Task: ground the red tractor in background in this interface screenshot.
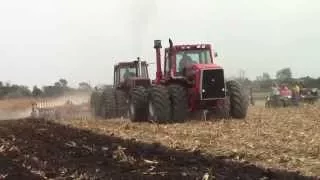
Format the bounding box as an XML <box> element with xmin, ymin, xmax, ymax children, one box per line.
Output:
<box><xmin>128</xmin><ymin>39</ymin><xmax>248</xmax><ymax>122</ymax></box>
<box><xmin>90</xmin><ymin>58</ymin><xmax>151</xmax><ymax>120</ymax></box>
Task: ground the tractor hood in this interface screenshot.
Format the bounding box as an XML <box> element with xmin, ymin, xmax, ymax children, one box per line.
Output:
<box><xmin>184</xmin><ymin>63</ymin><xmax>224</xmax><ymax>81</ymax></box>
<box><xmin>191</xmin><ymin>63</ymin><xmax>223</xmax><ymax>70</ymax></box>
<box><xmin>184</xmin><ymin>63</ymin><xmax>223</xmax><ymax>78</ymax></box>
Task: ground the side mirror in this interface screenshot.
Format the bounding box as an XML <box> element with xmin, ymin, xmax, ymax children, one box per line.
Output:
<box><xmin>169</xmin><ymin>38</ymin><xmax>173</xmax><ymax>48</ymax></box>
<box><xmin>214</xmin><ymin>52</ymin><xmax>218</xmax><ymax>58</ymax></box>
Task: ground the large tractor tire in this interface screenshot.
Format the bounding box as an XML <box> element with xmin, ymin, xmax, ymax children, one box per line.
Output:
<box><xmin>128</xmin><ymin>86</ymin><xmax>148</xmax><ymax>122</ymax></box>
<box><xmin>90</xmin><ymin>91</ymin><xmax>102</xmax><ymax>117</ymax></box>
<box><xmin>100</xmin><ymin>88</ymin><xmax>117</xmax><ymax>119</ymax></box>
<box><xmin>115</xmin><ymin>90</ymin><xmax>128</xmax><ymax>118</ymax></box>
<box><xmin>226</xmin><ymin>80</ymin><xmax>248</xmax><ymax>119</ymax></box>
<box><xmin>147</xmin><ymin>85</ymin><xmax>171</xmax><ymax>123</ymax></box>
<box><xmin>168</xmin><ymin>84</ymin><xmax>188</xmax><ymax>122</ymax></box>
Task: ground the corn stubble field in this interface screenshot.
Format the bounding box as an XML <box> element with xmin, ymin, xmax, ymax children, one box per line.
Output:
<box><xmin>0</xmin><ymin>98</ymin><xmax>319</xmax><ymax>179</ymax></box>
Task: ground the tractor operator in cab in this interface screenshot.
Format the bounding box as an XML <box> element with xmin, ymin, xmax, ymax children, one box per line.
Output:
<box><xmin>178</xmin><ymin>54</ymin><xmax>195</xmax><ymax>73</ymax></box>
<box><xmin>123</xmin><ymin>68</ymin><xmax>135</xmax><ymax>81</ymax></box>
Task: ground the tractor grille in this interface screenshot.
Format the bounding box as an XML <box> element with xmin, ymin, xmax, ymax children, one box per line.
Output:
<box><xmin>201</xmin><ymin>69</ymin><xmax>226</xmax><ymax>100</ymax></box>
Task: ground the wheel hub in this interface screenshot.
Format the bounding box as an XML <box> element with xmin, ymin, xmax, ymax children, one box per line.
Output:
<box><xmin>148</xmin><ymin>101</ymin><xmax>156</xmax><ymax>121</ymax></box>
<box><xmin>129</xmin><ymin>102</ymin><xmax>135</xmax><ymax>117</ymax></box>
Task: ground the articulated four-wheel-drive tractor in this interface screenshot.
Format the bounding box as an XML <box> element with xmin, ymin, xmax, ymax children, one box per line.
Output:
<box><xmin>91</xmin><ymin>39</ymin><xmax>248</xmax><ymax>123</ymax></box>
<box><xmin>90</xmin><ymin>58</ymin><xmax>151</xmax><ymax>120</ymax></box>
<box><xmin>142</xmin><ymin>39</ymin><xmax>248</xmax><ymax>122</ymax></box>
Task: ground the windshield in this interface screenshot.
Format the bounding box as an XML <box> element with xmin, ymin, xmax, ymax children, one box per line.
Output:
<box><xmin>119</xmin><ymin>67</ymin><xmax>136</xmax><ymax>82</ymax></box>
<box><xmin>119</xmin><ymin>65</ymin><xmax>148</xmax><ymax>82</ymax></box>
<box><xmin>176</xmin><ymin>49</ymin><xmax>212</xmax><ymax>73</ymax></box>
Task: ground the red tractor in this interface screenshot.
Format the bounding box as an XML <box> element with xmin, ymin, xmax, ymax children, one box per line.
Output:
<box><xmin>128</xmin><ymin>39</ymin><xmax>248</xmax><ymax>122</ymax></box>
<box><xmin>90</xmin><ymin>58</ymin><xmax>151</xmax><ymax>120</ymax></box>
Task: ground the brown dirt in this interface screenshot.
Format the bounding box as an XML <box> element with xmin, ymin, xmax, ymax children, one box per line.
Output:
<box><xmin>0</xmin><ymin>105</ymin><xmax>319</xmax><ymax>179</ymax></box>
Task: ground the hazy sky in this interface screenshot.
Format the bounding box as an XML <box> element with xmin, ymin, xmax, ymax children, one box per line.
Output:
<box><xmin>0</xmin><ymin>0</ymin><xmax>319</xmax><ymax>87</ymax></box>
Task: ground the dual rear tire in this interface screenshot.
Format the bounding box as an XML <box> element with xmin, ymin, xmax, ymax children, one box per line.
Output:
<box><xmin>90</xmin><ymin>88</ymin><xmax>127</xmax><ymax>119</ymax></box>
<box><xmin>168</xmin><ymin>84</ymin><xmax>188</xmax><ymax>122</ymax></box>
<box><xmin>128</xmin><ymin>86</ymin><xmax>148</xmax><ymax>122</ymax></box>
<box><xmin>128</xmin><ymin>85</ymin><xmax>171</xmax><ymax>123</ymax></box>
<box><xmin>128</xmin><ymin>84</ymin><xmax>189</xmax><ymax>123</ymax></box>
<box><xmin>90</xmin><ymin>85</ymin><xmax>172</xmax><ymax>122</ymax></box>
<box><xmin>100</xmin><ymin>88</ymin><xmax>117</xmax><ymax>119</ymax></box>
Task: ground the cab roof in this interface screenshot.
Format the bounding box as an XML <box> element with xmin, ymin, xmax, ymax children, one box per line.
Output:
<box><xmin>114</xmin><ymin>60</ymin><xmax>148</xmax><ymax>68</ymax></box>
<box><xmin>165</xmin><ymin>44</ymin><xmax>212</xmax><ymax>51</ymax></box>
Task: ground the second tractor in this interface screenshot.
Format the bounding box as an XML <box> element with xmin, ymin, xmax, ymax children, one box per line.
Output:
<box><xmin>90</xmin><ymin>58</ymin><xmax>151</xmax><ymax>121</ymax></box>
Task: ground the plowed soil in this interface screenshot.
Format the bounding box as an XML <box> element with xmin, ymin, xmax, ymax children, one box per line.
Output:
<box><xmin>0</xmin><ymin>104</ymin><xmax>320</xmax><ymax>179</ymax></box>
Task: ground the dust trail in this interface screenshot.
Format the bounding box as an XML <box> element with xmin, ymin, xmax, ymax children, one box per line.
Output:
<box><xmin>0</xmin><ymin>92</ymin><xmax>91</xmax><ymax>120</ymax></box>
<box><xmin>38</xmin><ymin>93</ymin><xmax>90</xmax><ymax>107</ymax></box>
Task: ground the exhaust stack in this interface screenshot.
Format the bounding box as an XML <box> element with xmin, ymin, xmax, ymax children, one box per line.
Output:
<box><xmin>137</xmin><ymin>57</ymin><xmax>142</xmax><ymax>77</ymax></box>
<box><xmin>154</xmin><ymin>40</ymin><xmax>162</xmax><ymax>83</ymax></box>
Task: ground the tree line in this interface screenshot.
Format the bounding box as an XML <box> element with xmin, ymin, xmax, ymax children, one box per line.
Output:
<box><xmin>0</xmin><ymin>67</ymin><xmax>319</xmax><ymax>99</ymax></box>
<box><xmin>0</xmin><ymin>79</ymin><xmax>92</xmax><ymax>99</ymax></box>
<box><xmin>232</xmin><ymin>67</ymin><xmax>320</xmax><ymax>92</ymax></box>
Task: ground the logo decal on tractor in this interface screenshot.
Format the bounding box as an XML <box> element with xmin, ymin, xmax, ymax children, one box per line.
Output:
<box><xmin>210</xmin><ymin>78</ymin><xmax>215</xmax><ymax>84</ymax></box>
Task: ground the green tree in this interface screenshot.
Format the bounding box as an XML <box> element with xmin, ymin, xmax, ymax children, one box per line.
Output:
<box><xmin>54</xmin><ymin>82</ymin><xmax>62</xmax><ymax>88</ymax></box>
<box><xmin>59</xmin><ymin>78</ymin><xmax>68</xmax><ymax>88</ymax></box>
<box><xmin>262</xmin><ymin>72</ymin><xmax>271</xmax><ymax>81</ymax></box>
<box><xmin>276</xmin><ymin>68</ymin><xmax>292</xmax><ymax>83</ymax></box>
<box><xmin>32</xmin><ymin>86</ymin><xmax>42</xmax><ymax>97</ymax></box>
<box><xmin>78</xmin><ymin>82</ymin><xmax>91</xmax><ymax>91</ymax></box>
<box><xmin>255</xmin><ymin>72</ymin><xmax>273</xmax><ymax>89</ymax></box>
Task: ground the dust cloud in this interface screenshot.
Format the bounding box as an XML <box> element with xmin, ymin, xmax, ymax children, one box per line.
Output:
<box><xmin>0</xmin><ymin>92</ymin><xmax>90</xmax><ymax>120</ymax></box>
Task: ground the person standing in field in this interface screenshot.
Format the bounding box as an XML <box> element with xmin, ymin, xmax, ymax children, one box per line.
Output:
<box><xmin>271</xmin><ymin>83</ymin><xmax>280</xmax><ymax>96</ymax></box>
<box><xmin>292</xmin><ymin>82</ymin><xmax>301</xmax><ymax>106</ymax></box>
<box><xmin>249</xmin><ymin>87</ymin><xmax>255</xmax><ymax>106</ymax></box>
<box><xmin>279</xmin><ymin>84</ymin><xmax>291</xmax><ymax>97</ymax></box>
<box><xmin>269</xmin><ymin>83</ymin><xmax>280</xmax><ymax>106</ymax></box>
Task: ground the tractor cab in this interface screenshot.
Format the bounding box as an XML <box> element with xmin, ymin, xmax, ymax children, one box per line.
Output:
<box><xmin>154</xmin><ymin>40</ymin><xmax>221</xmax><ymax>84</ymax></box>
<box><xmin>113</xmin><ymin>58</ymin><xmax>150</xmax><ymax>90</ymax></box>
<box><xmin>164</xmin><ymin>44</ymin><xmax>218</xmax><ymax>77</ymax></box>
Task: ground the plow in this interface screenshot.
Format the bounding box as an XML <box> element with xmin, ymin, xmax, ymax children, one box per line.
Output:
<box><xmin>30</xmin><ymin>97</ymin><xmax>92</xmax><ymax>121</ymax></box>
